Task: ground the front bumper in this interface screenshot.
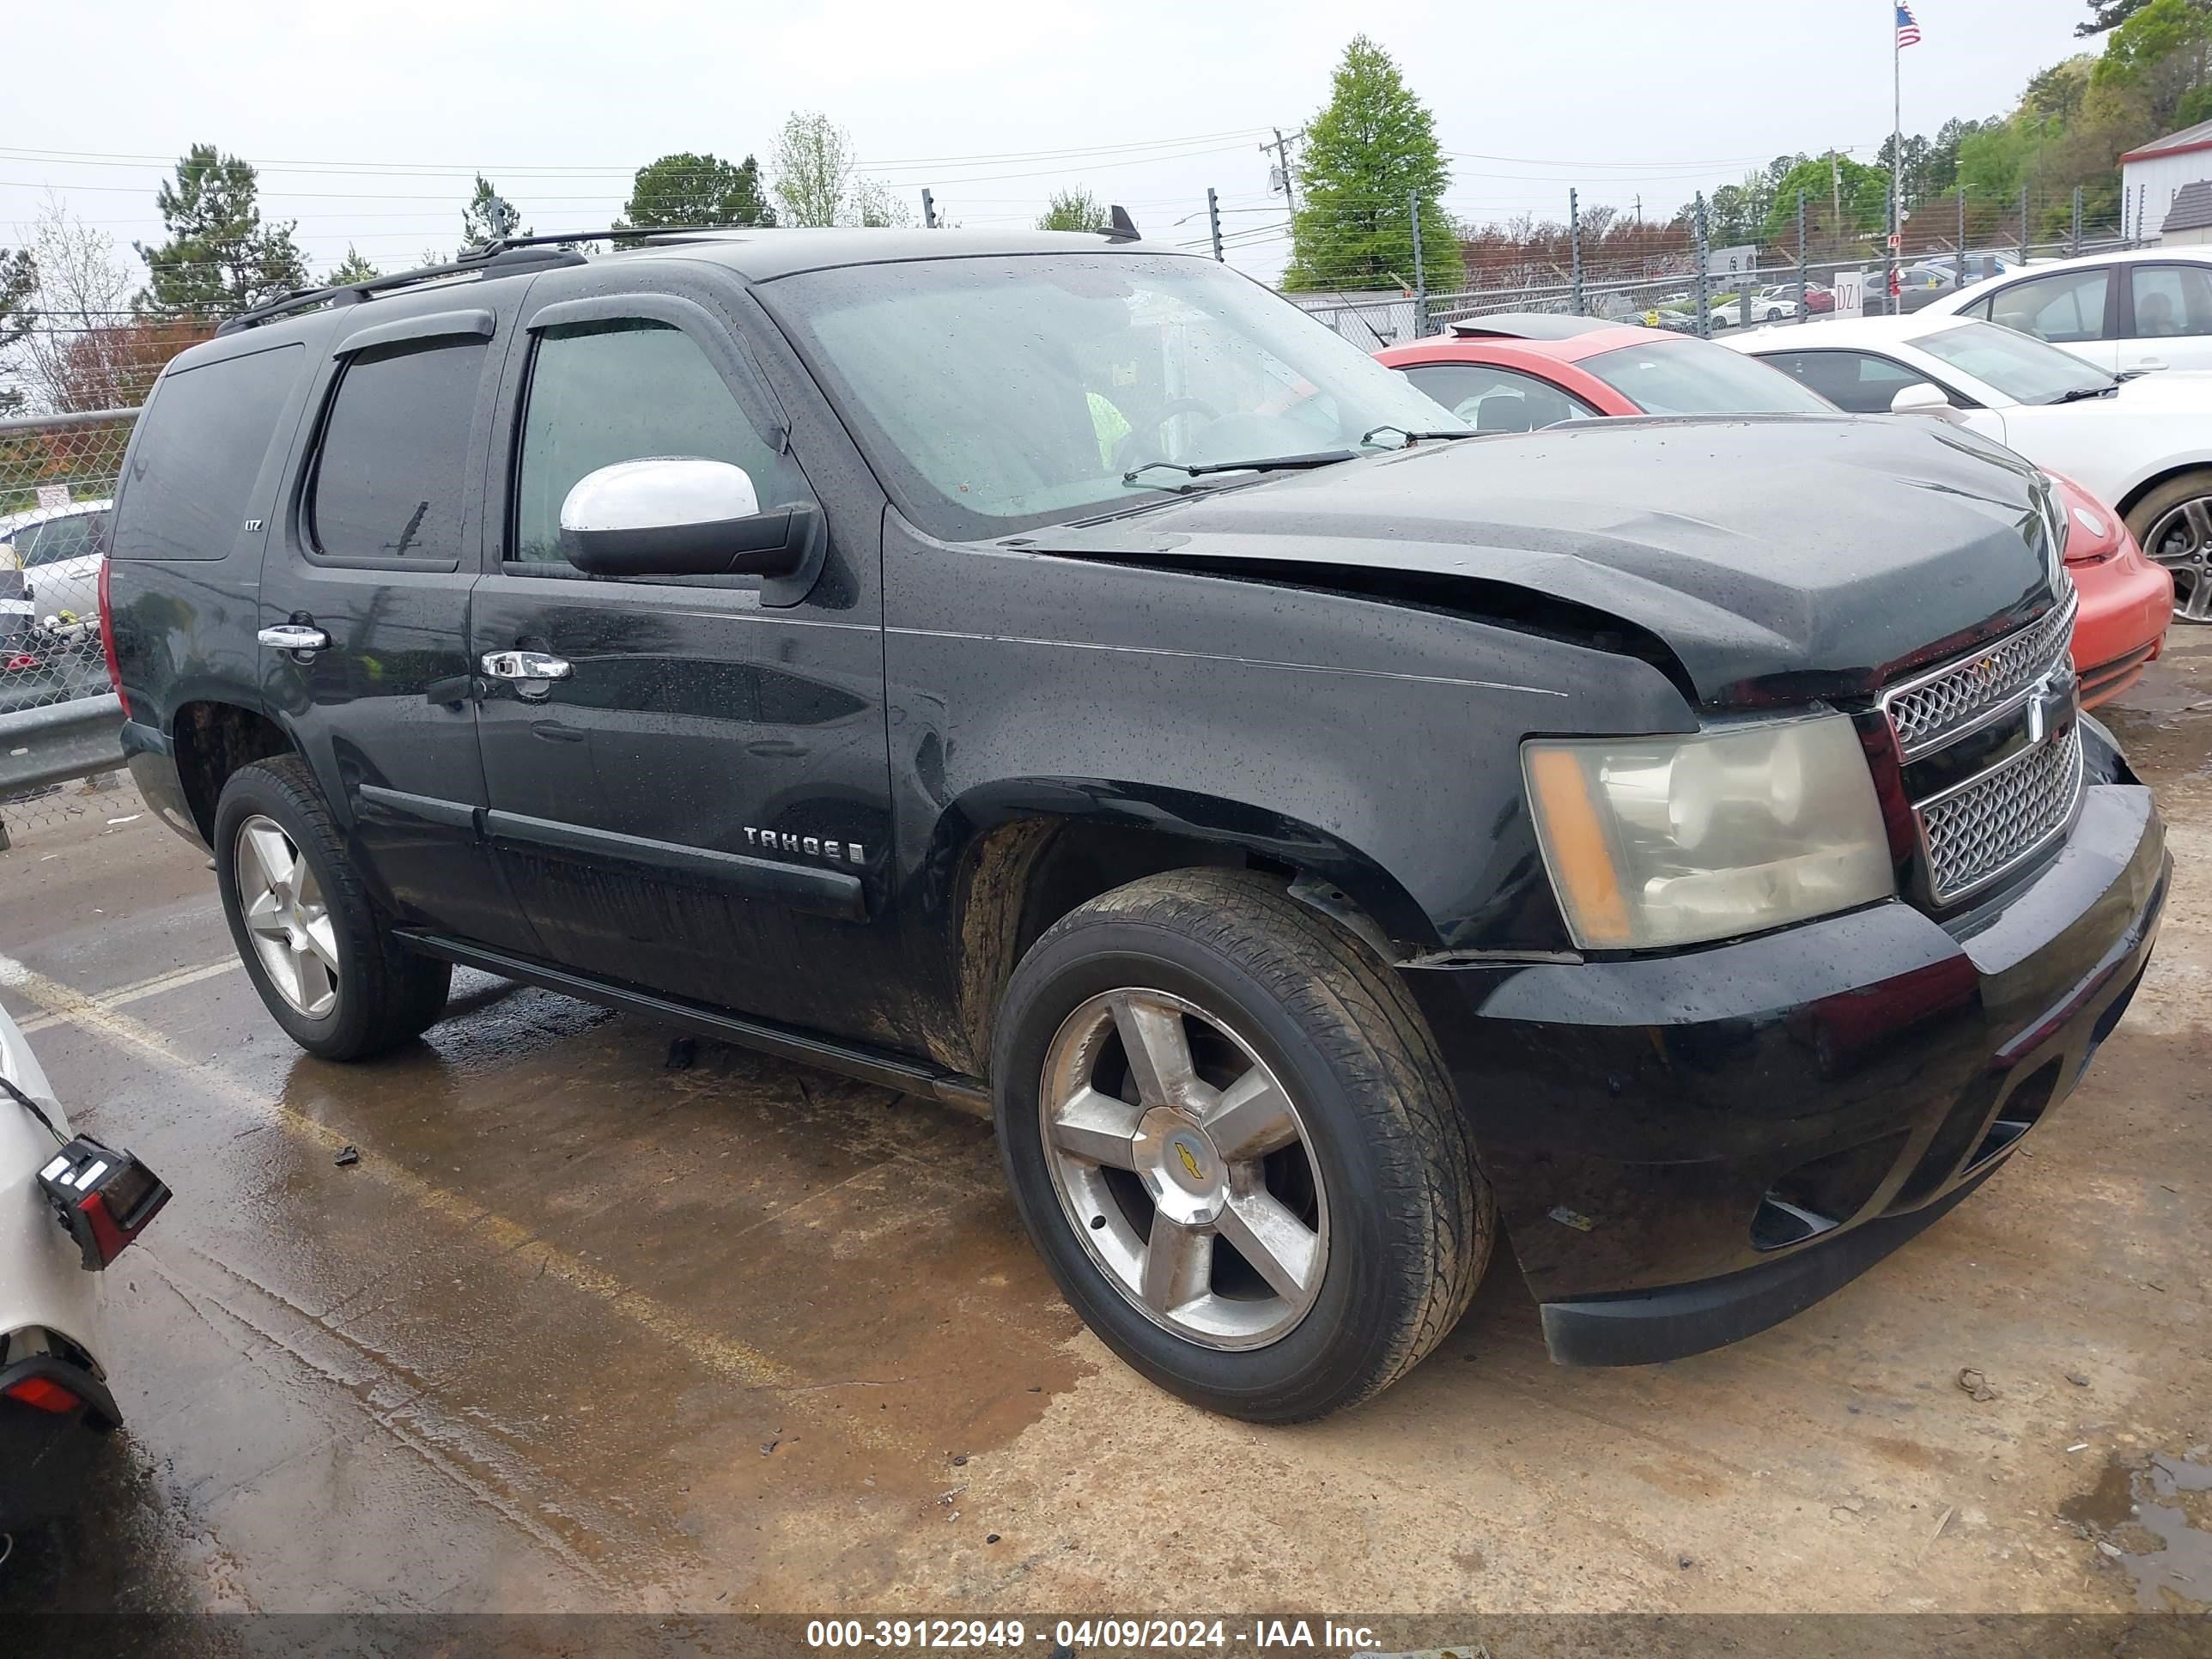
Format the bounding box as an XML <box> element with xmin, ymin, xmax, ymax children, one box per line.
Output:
<box><xmin>1404</xmin><ymin>780</ymin><xmax>2168</xmax><ymax>1366</ymax></box>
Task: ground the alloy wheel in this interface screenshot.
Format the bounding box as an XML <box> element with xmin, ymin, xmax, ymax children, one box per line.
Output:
<box><xmin>234</xmin><ymin>814</ymin><xmax>339</xmax><ymax>1018</ymax></box>
<box><xmin>2147</xmin><ymin>495</ymin><xmax>2212</xmax><ymax>622</ymax></box>
<box><xmin>1038</xmin><ymin>988</ymin><xmax>1328</xmax><ymax>1350</ymax></box>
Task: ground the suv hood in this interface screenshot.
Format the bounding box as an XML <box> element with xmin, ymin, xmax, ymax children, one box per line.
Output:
<box><xmin>1032</xmin><ymin>414</ymin><xmax>2057</xmax><ymax>707</ymax></box>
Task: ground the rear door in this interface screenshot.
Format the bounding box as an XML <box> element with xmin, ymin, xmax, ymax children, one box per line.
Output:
<box><xmin>2118</xmin><ymin>260</ymin><xmax>2212</xmax><ymax>373</ymax></box>
<box><xmin>258</xmin><ymin>299</ymin><xmax>542</xmax><ymax>956</ymax></box>
<box><xmin>469</xmin><ymin>264</ymin><xmax>899</xmax><ymax>1042</ymax></box>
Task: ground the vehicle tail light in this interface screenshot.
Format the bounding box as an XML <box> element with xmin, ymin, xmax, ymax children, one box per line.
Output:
<box><xmin>37</xmin><ymin>1133</ymin><xmax>170</xmax><ymax>1270</ymax></box>
<box><xmin>3</xmin><ymin>1375</ymin><xmax>83</xmax><ymax>1414</ymax></box>
<box><xmin>3</xmin><ymin>653</ymin><xmax>38</xmax><ymax>672</ymax></box>
<box><xmin>97</xmin><ymin>556</ymin><xmax>128</xmax><ymax>717</ymax></box>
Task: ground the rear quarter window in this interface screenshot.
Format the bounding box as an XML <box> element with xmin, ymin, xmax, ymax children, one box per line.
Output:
<box><xmin>109</xmin><ymin>343</ymin><xmax>304</xmax><ymax>562</ymax></box>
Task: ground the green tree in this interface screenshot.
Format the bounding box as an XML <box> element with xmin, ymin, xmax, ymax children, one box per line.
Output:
<box><xmin>771</xmin><ymin>112</ymin><xmax>854</xmax><ymax>228</ymax></box>
<box><xmin>328</xmin><ymin>246</ymin><xmax>380</xmax><ymax>285</ymax></box>
<box><xmin>1284</xmin><ymin>35</ymin><xmax>1462</xmax><ymax>293</ymax></box>
<box><xmin>134</xmin><ymin>144</ymin><xmax>308</xmax><ymax>318</ymax></box>
<box><xmin>0</xmin><ymin>245</ymin><xmax>34</xmax><ymax>415</ymax></box>
<box><xmin>2090</xmin><ymin>0</ymin><xmax>2212</xmax><ymax>130</ymax></box>
<box><xmin>2076</xmin><ymin>0</ymin><xmax>2204</xmax><ymax>35</ymax></box>
<box><xmin>1759</xmin><ymin>155</ymin><xmax>1890</xmax><ymax>246</ymax></box>
<box><xmin>1036</xmin><ymin>186</ymin><xmax>1107</xmax><ymax>232</ymax></box>
<box><xmin>617</xmin><ymin>152</ymin><xmax>775</xmax><ymax>230</ymax></box>
<box><xmin>460</xmin><ymin>174</ymin><xmax>523</xmax><ymax>252</ymax></box>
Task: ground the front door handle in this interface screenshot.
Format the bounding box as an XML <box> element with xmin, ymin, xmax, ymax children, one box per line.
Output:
<box><xmin>480</xmin><ymin>650</ymin><xmax>573</xmax><ymax>682</ymax></box>
<box><xmin>258</xmin><ymin>623</ymin><xmax>331</xmax><ymax>653</ymax></box>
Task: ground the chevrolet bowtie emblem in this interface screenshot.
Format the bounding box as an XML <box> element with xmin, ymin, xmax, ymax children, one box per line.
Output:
<box><xmin>2026</xmin><ymin>665</ymin><xmax>2077</xmax><ymax>746</ymax></box>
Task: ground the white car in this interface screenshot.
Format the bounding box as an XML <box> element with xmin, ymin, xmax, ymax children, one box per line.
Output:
<box><xmin>1709</xmin><ymin>293</ymin><xmax>1797</xmax><ymax>329</ymax></box>
<box><xmin>0</xmin><ymin>499</ymin><xmax>111</xmax><ymax>647</ymax></box>
<box><xmin>1725</xmin><ymin>313</ymin><xmax>2212</xmax><ymax>616</ymax></box>
<box><xmin>1</xmin><ymin>1004</ymin><xmax>122</xmax><ymax>1530</ymax></box>
<box><xmin>1917</xmin><ymin>247</ymin><xmax>2212</xmax><ymax>375</ymax></box>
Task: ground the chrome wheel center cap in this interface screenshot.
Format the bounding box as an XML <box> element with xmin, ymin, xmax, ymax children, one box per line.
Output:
<box><xmin>1133</xmin><ymin>1107</ymin><xmax>1226</xmax><ymax>1225</ymax></box>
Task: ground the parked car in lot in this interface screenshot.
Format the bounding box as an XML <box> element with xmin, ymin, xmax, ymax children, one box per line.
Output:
<box><xmin>1381</xmin><ymin>316</ymin><xmax>2171</xmax><ymax>703</ymax></box>
<box><xmin>0</xmin><ymin>501</ymin><xmax>110</xmax><ymax>647</ymax></box>
<box><xmin>1729</xmin><ymin>314</ymin><xmax>2212</xmax><ymax>621</ymax></box>
<box><xmin>1917</xmin><ymin>247</ymin><xmax>2212</xmax><ymax>374</ymax></box>
<box><xmin>2</xmin><ymin>1004</ymin><xmax>150</xmax><ymax>1532</ymax></box>
<box><xmin>102</xmin><ymin>228</ymin><xmax>2166</xmax><ymax>1421</ymax></box>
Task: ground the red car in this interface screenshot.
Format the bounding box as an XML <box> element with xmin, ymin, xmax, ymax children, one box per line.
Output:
<box><xmin>1377</xmin><ymin>316</ymin><xmax>2170</xmax><ymax>708</ymax></box>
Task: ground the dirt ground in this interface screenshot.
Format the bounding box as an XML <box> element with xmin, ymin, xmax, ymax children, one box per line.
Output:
<box><xmin>0</xmin><ymin>641</ymin><xmax>2206</xmax><ymax>1621</ymax></box>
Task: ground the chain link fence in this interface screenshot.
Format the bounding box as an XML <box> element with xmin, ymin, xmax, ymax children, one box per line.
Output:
<box><xmin>0</xmin><ymin>408</ymin><xmax>137</xmax><ymax>846</ymax></box>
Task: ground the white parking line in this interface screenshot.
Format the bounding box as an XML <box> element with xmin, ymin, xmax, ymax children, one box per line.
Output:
<box><xmin>9</xmin><ymin>956</ymin><xmax>240</xmax><ymax>1036</ymax></box>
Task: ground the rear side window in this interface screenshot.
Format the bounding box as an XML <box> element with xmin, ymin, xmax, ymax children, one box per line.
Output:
<box><xmin>310</xmin><ymin>338</ymin><xmax>487</xmax><ymax>561</ymax></box>
<box><xmin>110</xmin><ymin>344</ymin><xmax>302</xmax><ymax>562</ymax></box>
<box><xmin>18</xmin><ymin>511</ymin><xmax>106</xmax><ymax>567</ymax></box>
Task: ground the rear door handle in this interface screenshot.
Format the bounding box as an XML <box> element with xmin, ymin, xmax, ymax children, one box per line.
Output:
<box><xmin>480</xmin><ymin>650</ymin><xmax>573</xmax><ymax>681</ymax></box>
<box><xmin>258</xmin><ymin>623</ymin><xmax>331</xmax><ymax>653</ymax></box>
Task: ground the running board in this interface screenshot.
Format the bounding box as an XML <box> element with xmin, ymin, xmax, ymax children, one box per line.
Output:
<box><xmin>395</xmin><ymin>931</ymin><xmax>992</xmax><ymax>1118</ymax></box>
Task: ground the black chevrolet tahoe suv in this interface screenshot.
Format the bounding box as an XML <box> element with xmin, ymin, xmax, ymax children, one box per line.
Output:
<box><xmin>100</xmin><ymin>228</ymin><xmax>2168</xmax><ymax>1422</ymax></box>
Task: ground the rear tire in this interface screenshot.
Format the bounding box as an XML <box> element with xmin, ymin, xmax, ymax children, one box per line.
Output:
<box><xmin>2124</xmin><ymin>468</ymin><xmax>2212</xmax><ymax>623</ymax></box>
<box><xmin>213</xmin><ymin>756</ymin><xmax>451</xmax><ymax>1060</ymax></box>
<box><xmin>992</xmin><ymin>868</ymin><xmax>1492</xmax><ymax>1422</ymax></box>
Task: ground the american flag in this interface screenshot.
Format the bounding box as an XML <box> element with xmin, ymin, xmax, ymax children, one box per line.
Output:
<box><xmin>1896</xmin><ymin>3</ymin><xmax>1922</xmax><ymax>46</ymax></box>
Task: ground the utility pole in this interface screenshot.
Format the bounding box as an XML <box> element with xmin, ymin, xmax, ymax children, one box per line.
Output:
<box><xmin>1957</xmin><ymin>187</ymin><xmax>1966</xmax><ymax>288</ymax></box>
<box><xmin>921</xmin><ymin>188</ymin><xmax>937</xmax><ymax>230</ymax></box>
<box><xmin>2071</xmin><ymin>185</ymin><xmax>2083</xmax><ymax>256</ymax></box>
<box><xmin>1410</xmin><ymin>192</ymin><xmax>1428</xmax><ymax>337</ymax></box>
<box><xmin>1262</xmin><ymin>128</ymin><xmax>1298</xmax><ymax>214</ymax></box>
<box><xmin>1831</xmin><ymin>152</ymin><xmax>1842</xmax><ymax>229</ymax></box>
<box><xmin>1206</xmin><ymin>187</ymin><xmax>1223</xmax><ymax>261</ymax></box>
<box><xmin>1569</xmin><ymin>189</ymin><xmax>1584</xmax><ymax>317</ymax></box>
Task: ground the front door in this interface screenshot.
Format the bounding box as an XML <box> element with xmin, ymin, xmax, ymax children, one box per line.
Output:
<box><xmin>258</xmin><ymin>301</ymin><xmax>542</xmax><ymax>957</ymax></box>
<box><xmin>470</xmin><ymin>270</ymin><xmax>898</xmax><ymax>1042</ymax></box>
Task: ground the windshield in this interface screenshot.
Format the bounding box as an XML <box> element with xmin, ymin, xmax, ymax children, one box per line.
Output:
<box><xmin>1909</xmin><ymin>320</ymin><xmax>2115</xmax><ymax>404</ymax></box>
<box><xmin>760</xmin><ymin>253</ymin><xmax>1469</xmax><ymax>539</ymax></box>
<box><xmin>1578</xmin><ymin>337</ymin><xmax>1835</xmax><ymax>416</ymax></box>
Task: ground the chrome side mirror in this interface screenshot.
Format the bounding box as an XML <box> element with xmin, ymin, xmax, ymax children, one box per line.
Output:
<box><xmin>558</xmin><ymin>457</ymin><xmax>818</xmax><ymax>581</ymax></box>
<box><xmin>1888</xmin><ymin>382</ymin><xmax>1956</xmax><ymax>419</ymax></box>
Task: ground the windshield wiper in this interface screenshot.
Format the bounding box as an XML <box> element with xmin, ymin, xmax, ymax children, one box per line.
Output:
<box><xmin>1358</xmin><ymin>423</ymin><xmax>1480</xmax><ymax>447</ymax></box>
<box><xmin>2050</xmin><ymin>385</ymin><xmax>2118</xmax><ymax>404</ymax></box>
<box><xmin>1122</xmin><ymin>450</ymin><xmax>1358</xmax><ymax>484</ymax></box>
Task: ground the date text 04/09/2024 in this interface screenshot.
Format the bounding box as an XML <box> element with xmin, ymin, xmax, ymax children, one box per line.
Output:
<box><xmin>804</xmin><ymin>1621</ymin><xmax>1382</xmax><ymax>1651</ymax></box>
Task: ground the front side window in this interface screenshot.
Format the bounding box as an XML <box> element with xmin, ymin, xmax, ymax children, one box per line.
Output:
<box><xmin>758</xmin><ymin>253</ymin><xmax>1468</xmax><ymax>540</ymax></box>
<box><xmin>309</xmin><ymin>337</ymin><xmax>486</xmax><ymax>561</ymax></box>
<box><xmin>1987</xmin><ymin>269</ymin><xmax>2110</xmax><ymax>344</ymax></box>
<box><xmin>512</xmin><ymin>319</ymin><xmax>806</xmax><ymax>565</ymax></box>
<box><xmin>1911</xmin><ymin>320</ymin><xmax>2115</xmax><ymax>404</ymax></box>
<box><xmin>1751</xmin><ymin>350</ymin><xmax>1939</xmax><ymax>414</ymax></box>
<box><xmin>2129</xmin><ymin>264</ymin><xmax>2212</xmax><ymax>337</ymax></box>
<box><xmin>1579</xmin><ymin>338</ymin><xmax>1835</xmax><ymax>415</ymax></box>
<box><xmin>1398</xmin><ymin>362</ymin><xmax>1595</xmax><ymax>430</ymax></box>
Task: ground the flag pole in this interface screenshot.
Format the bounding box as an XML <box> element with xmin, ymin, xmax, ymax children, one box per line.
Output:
<box><xmin>1892</xmin><ymin>6</ymin><xmax>1903</xmax><ymax>252</ymax></box>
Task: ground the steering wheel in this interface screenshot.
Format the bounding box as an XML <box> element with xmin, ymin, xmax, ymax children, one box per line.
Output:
<box><xmin>1113</xmin><ymin>397</ymin><xmax>1223</xmax><ymax>471</ymax></box>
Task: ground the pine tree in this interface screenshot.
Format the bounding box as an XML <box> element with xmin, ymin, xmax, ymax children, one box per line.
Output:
<box><xmin>134</xmin><ymin>144</ymin><xmax>308</xmax><ymax>318</ymax></box>
<box><xmin>1284</xmin><ymin>37</ymin><xmax>1462</xmax><ymax>295</ymax></box>
<box><xmin>329</xmin><ymin>246</ymin><xmax>380</xmax><ymax>286</ymax></box>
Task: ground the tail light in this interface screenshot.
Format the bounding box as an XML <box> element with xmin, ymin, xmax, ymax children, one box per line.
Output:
<box><xmin>97</xmin><ymin>555</ymin><xmax>128</xmax><ymax>717</ymax></box>
<box><xmin>37</xmin><ymin>1133</ymin><xmax>170</xmax><ymax>1270</ymax></box>
<box><xmin>3</xmin><ymin>1375</ymin><xmax>83</xmax><ymax>1413</ymax></box>
<box><xmin>3</xmin><ymin>653</ymin><xmax>37</xmax><ymax>672</ymax></box>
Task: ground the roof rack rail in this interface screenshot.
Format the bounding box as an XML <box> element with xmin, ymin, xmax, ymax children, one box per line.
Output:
<box><xmin>214</xmin><ymin>240</ymin><xmax>592</xmax><ymax>337</ymax></box>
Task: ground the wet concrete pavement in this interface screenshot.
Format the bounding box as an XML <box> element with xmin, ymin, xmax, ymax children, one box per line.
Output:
<box><xmin>2</xmin><ymin>647</ymin><xmax>2209</xmax><ymax>1618</ymax></box>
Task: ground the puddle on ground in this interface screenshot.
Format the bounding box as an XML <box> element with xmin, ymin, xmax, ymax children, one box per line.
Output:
<box><xmin>2059</xmin><ymin>1449</ymin><xmax>2212</xmax><ymax>1612</ymax></box>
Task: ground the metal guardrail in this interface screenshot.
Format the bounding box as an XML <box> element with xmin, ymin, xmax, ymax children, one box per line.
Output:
<box><xmin>0</xmin><ymin>694</ymin><xmax>125</xmax><ymax>795</ymax></box>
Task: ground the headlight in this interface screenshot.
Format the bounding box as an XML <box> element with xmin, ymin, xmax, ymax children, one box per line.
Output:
<box><xmin>1524</xmin><ymin>714</ymin><xmax>1894</xmax><ymax>951</ymax></box>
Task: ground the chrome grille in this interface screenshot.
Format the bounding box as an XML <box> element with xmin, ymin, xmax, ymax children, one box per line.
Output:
<box><xmin>1882</xmin><ymin>592</ymin><xmax>2077</xmax><ymax>757</ymax></box>
<box><xmin>1919</xmin><ymin>724</ymin><xmax>2083</xmax><ymax>903</ymax></box>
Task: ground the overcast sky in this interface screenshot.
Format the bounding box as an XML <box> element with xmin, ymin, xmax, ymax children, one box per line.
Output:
<box><xmin>7</xmin><ymin>0</ymin><xmax>2108</xmax><ymax>289</ymax></box>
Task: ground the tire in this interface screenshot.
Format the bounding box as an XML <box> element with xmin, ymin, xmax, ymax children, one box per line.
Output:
<box><xmin>213</xmin><ymin>755</ymin><xmax>452</xmax><ymax>1060</ymax></box>
<box><xmin>2123</xmin><ymin>468</ymin><xmax>2212</xmax><ymax>623</ymax></box>
<box><xmin>992</xmin><ymin>868</ymin><xmax>1492</xmax><ymax>1422</ymax></box>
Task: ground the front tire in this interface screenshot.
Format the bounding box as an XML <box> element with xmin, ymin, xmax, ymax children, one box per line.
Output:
<box><xmin>2125</xmin><ymin>467</ymin><xmax>2212</xmax><ymax>622</ymax></box>
<box><xmin>992</xmin><ymin>869</ymin><xmax>1492</xmax><ymax>1422</ymax></box>
<box><xmin>213</xmin><ymin>756</ymin><xmax>451</xmax><ymax>1060</ymax></box>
